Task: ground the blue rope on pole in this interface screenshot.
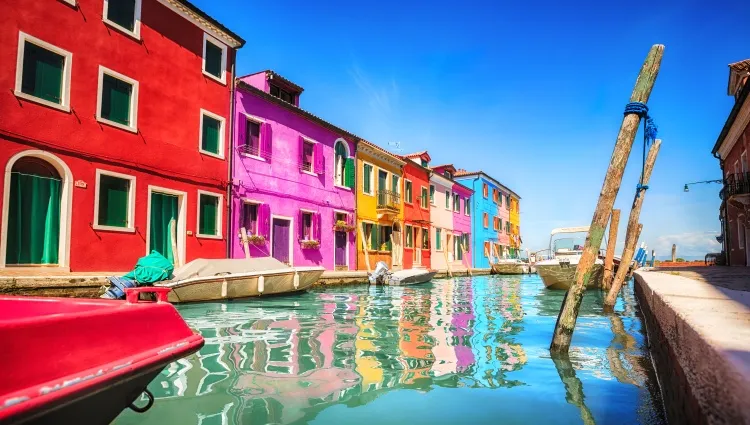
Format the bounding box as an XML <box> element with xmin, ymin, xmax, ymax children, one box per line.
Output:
<box><xmin>624</xmin><ymin>102</ymin><xmax>658</xmax><ymax>198</ymax></box>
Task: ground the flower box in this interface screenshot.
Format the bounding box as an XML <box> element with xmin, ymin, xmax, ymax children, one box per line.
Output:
<box><xmin>332</xmin><ymin>220</ymin><xmax>356</xmax><ymax>233</ymax></box>
<box><xmin>246</xmin><ymin>235</ymin><xmax>266</xmax><ymax>246</ymax></box>
<box><xmin>300</xmin><ymin>240</ymin><xmax>320</xmax><ymax>249</ymax></box>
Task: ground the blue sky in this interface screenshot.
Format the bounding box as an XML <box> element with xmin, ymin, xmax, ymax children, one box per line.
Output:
<box><xmin>198</xmin><ymin>0</ymin><xmax>746</xmax><ymax>257</ymax></box>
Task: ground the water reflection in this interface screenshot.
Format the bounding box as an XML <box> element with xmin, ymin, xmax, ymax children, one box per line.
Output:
<box><xmin>114</xmin><ymin>276</ymin><xmax>665</xmax><ymax>425</ymax></box>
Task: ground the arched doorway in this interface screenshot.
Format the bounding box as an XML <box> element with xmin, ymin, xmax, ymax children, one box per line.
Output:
<box><xmin>2</xmin><ymin>151</ymin><xmax>72</xmax><ymax>268</ymax></box>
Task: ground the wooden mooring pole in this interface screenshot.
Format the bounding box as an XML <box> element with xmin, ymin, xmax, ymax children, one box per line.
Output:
<box><xmin>602</xmin><ymin>209</ymin><xmax>621</xmax><ymax>290</ymax></box>
<box><xmin>604</xmin><ymin>139</ymin><xmax>662</xmax><ymax>307</ymax></box>
<box><xmin>671</xmin><ymin>244</ymin><xmax>676</xmax><ymax>262</ymax></box>
<box><xmin>550</xmin><ymin>45</ymin><xmax>664</xmax><ymax>354</ymax></box>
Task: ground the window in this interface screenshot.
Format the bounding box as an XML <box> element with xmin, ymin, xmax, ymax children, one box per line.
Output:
<box><xmin>244</xmin><ymin>117</ymin><xmax>262</xmax><ymax>157</ymax></box>
<box><xmin>498</xmin><ymin>192</ymin><xmax>503</xmax><ymax>207</ymax></box>
<box><xmin>392</xmin><ymin>175</ymin><xmax>400</xmax><ymax>194</ymax></box>
<box><xmin>363</xmin><ymin>223</ymin><xmax>375</xmax><ymax>250</ymax></box>
<box><xmin>420</xmin><ymin>187</ymin><xmax>428</xmax><ymax>209</ymax></box>
<box><xmin>334</xmin><ymin>141</ymin><xmax>353</xmax><ymax>188</ymax></box>
<box><xmin>405</xmin><ymin>225</ymin><xmax>413</xmax><ymax>248</ymax></box>
<box><xmin>363</xmin><ymin>163</ymin><xmax>373</xmax><ymax>195</ymax></box>
<box><xmin>739</xmin><ymin>219</ymin><xmax>746</xmax><ymax>249</ymax></box>
<box><xmin>380</xmin><ymin>226</ymin><xmax>393</xmax><ymax>251</ymax></box>
<box><xmin>506</xmin><ymin>194</ymin><xmax>511</xmax><ymax>208</ymax></box>
<box><xmin>422</xmin><ymin>227</ymin><xmax>429</xmax><ymax>249</ymax></box>
<box><xmin>465</xmin><ymin>198</ymin><xmax>471</xmax><ymax>216</ymax></box>
<box><xmin>445</xmin><ymin>191</ymin><xmax>450</xmax><ymax>209</ymax></box>
<box><xmin>493</xmin><ymin>216</ymin><xmax>499</xmax><ymax>231</ymax></box>
<box><xmin>404</xmin><ymin>180</ymin><xmax>413</xmax><ymax>203</ymax></box>
<box><xmin>483</xmin><ymin>213</ymin><xmax>489</xmax><ymax>229</ymax></box>
<box><xmin>301</xmin><ymin>140</ymin><xmax>314</xmax><ymax>173</ymax></box>
<box><xmin>453</xmin><ymin>193</ymin><xmax>460</xmax><ymax>212</ymax></box>
<box><xmin>270</xmin><ymin>84</ymin><xmax>295</xmax><ymax>104</ymax></box>
<box><xmin>197</xmin><ymin>192</ymin><xmax>222</xmax><ymax>238</ymax></box>
<box><xmin>430</xmin><ymin>185</ymin><xmax>435</xmax><ymax>205</ymax></box>
<box><xmin>301</xmin><ymin>212</ymin><xmax>313</xmax><ymax>240</ymax></box>
<box><xmin>484</xmin><ymin>241</ymin><xmax>491</xmax><ymax>257</ymax></box>
<box><xmin>483</xmin><ymin>183</ymin><xmax>489</xmax><ymax>198</ymax></box>
<box><xmin>203</xmin><ymin>33</ymin><xmax>227</xmax><ymax>84</ymax></box>
<box><xmin>199</xmin><ymin>109</ymin><xmax>225</xmax><ymax>158</ymax></box>
<box><xmin>241</xmin><ymin>202</ymin><xmax>258</xmax><ymax>235</ymax></box>
<box><xmin>505</xmin><ymin>221</ymin><xmax>511</xmax><ymax>233</ymax></box>
<box><xmin>421</xmin><ymin>159</ymin><xmax>428</xmax><ymax>167</ymax></box>
<box><xmin>94</xmin><ymin>170</ymin><xmax>135</xmax><ymax>231</ymax></box>
<box><xmin>444</xmin><ymin>170</ymin><xmax>452</xmax><ymax>179</ymax></box>
<box><xmin>97</xmin><ymin>66</ymin><xmax>138</xmax><ymax>132</ymax></box>
<box><xmin>435</xmin><ymin>228</ymin><xmax>442</xmax><ymax>251</ymax></box>
<box><xmin>15</xmin><ymin>33</ymin><xmax>72</xmax><ymax>112</ymax></box>
<box><xmin>102</xmin><ymin>0</ymin><xmax>142</xmax><ymax>39</ymax></box>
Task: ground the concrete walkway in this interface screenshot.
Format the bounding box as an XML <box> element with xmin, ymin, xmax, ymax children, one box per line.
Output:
<box><xmin>634</xmin><ymin>267</ymin><xmax>750</xmax><ymax>424</ymax></box>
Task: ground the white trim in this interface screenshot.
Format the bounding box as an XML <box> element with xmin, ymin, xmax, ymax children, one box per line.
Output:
<box><xmin>242</xmin><ymin>198</ymin><xmax>263</xmax><ymax>205</ymax></box>
<box><xmin>14</xmin><ymin>32</ymin><xmax>73</xmax><ymax>113</ymax></box>
<box><xmin>300</xmin><ymin>138</ymin><xmax>316</xmax><ymax>175</ymax></box>
<box><xmin>299</xmin><ymin>208</ymin><xmax>318</xmax><ymax>214</ymax></box>
<box><xmin>198</xmin><ymin>108</ymin><xmax>226</xmax><ymax>159</ymax></box>
<box><xmin>96</xmin><ymin>65</ymin><xmax>139</xmax><ymax>133</ymax></box>
<box><xmin>444</xmin><ymin>190</ymin><xmax>451</xmax><ymax>210</ymax></box>
<box><xmin>155</xmin><ymin>0</ymin><xmax>242</xmax><ymax>48</ymax></box>
<box><xmin>429</xmin><ymin>184</ymin><xmax>435</xmax><ymax>205</ymax></box>
<box><xmin>239</xmin><ymin>113</ymin><xmax>266</xmax><ymax>161</ymax></box>
<box><xmin>240</xmin><ymin>200</ymin><xmax>260</xmax><ymax>235</ymax></box>
<box><xmin>1</xmin><ymin>150</ymin><xmax>73</xmax><ymax>269</ymax></box>
<box><xmin>333</xmin><ymin>139</ymin><xmax>350</xmax><ymax>187</ymax></box>
<box><xmin>403</xmin><ymin>179</ymin><xmax>413</xmax><ymax>204</ymax></box>
<box><xmin>93</xmin><ymin>169</ymin><xmax>136</xmax><ymax>233</ymax></box>
<box><xmin>102</xmin><ymin>0</ymin><xmax>142</xmax><ymax>40</ymax></box>
<box><xmin>270</xmin><ymin>215</ymin><xmax>294</xmax><ymax>265</ymax></box>
<box><xmin>196</xmin><ymin>190</ymin><xmax>223</xmax><ymax>239</ymax></box>
<box><xmin>362</xmin><ymin>161</ymin><xmax>375</xmax><ymax>196</ymax></box>
<box><xmin>202</xmin><ymin>32</ymin><xmax>227</xmax><ymax>85</ymax></box>
<box><xmin>299</xmin><ymin>210</ymin><xmax>315</xmax><ymax>241</ymax></box>
<box><xmin>717</xmin><ymin>95</ymin><xmax>750</xmax><ymax>160</ymax></box>
<box><xmin>60</xmin><ymin>0</ymin><xmax>77</xmax><ymax>6</ymax></box>
<box><xmin>404</xmin><ymin>224</ymin><xmax>414</xmax><ymax>248</ymax></box>
<box><xmin>333</xmin><ymin>211</ymin><xmax>350</xmax><ymax>270</ymax></box>
<box><xmin>419</xmin><ymin>185</ymin><xmax>429</xmax><ymax>210</ymax></box>
<box><xmin>146</xmin><ymin>185</ymin><xmax>187</xmax><ymax>266</ymax></box>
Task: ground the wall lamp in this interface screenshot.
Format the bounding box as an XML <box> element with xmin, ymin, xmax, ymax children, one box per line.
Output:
<box><xmin>683</xmin><ymin>179</ymin><xmax>723</xmax><ymax>192</ymax></box>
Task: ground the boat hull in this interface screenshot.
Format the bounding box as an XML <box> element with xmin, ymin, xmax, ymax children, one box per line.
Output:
<box><xmin>491</xmin><ymin>263</ymin><xmax>530</xmax><ymax>275</ymax></box>
<box><xmin>537</xmin><ymin>263</ymin><xmax>604</xmax><ymax>290</ymax></box>
<box><xmin>384</xmin><ymin>270</ymin><xmax>437</xmax><ymax>286</ymax></box>
<box><xmin>160</xmin><ymin>268</ymin><xmax>325</xmax><ymax>303</ymax></box>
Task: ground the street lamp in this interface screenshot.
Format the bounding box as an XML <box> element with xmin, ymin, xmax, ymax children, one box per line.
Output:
<box><xmin>683</xmin><ymin>179</ymin><xmax>723</xmax><ymax>192</ymax></box>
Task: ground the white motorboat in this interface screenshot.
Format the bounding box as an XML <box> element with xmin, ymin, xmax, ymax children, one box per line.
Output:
<box><xmin>491</xmin><ymin>258</ymin><xmax>531</xmax><ymax>275</ymax></box>
<box><xmin>157</xmin><ymin>257</ymin><xmax>325</xmax><ymax>303</ymax></box>
<box><xmin>368</xmin><ymin>262</ymin><xmax>436</xmax><ymax>286</ymax></box>
<box><xmin>535</xmin><ymin>226</ymin><xmax>604</xmax><ymax>290</ymax></box>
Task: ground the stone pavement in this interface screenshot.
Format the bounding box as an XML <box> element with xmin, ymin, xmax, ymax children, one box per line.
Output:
<box><xmin>653</xmin><ymin>265</ymin><xmax>750</xmax><ymax>292</ymax></box>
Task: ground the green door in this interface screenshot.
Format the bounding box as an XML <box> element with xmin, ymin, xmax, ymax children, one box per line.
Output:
<box><xmin>6</xmin><ymin>172</ymin><xmax>61</xmax><ymax>265</ymax></box>
<box><xmin>150</xmin><ymin>192</ymin><xmax>179</xmax><ymax>263</ymax></box>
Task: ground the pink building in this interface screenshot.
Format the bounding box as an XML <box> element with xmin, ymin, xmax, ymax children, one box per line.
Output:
<box><xmin>452</xmin><ymin>182</ymin><xmax>474</xmax><ymax>268</ymax></box>
<box><xmin>230</xmin><ymin>71</ymin><xmax>357</xmax><ymax>270</ymax></box>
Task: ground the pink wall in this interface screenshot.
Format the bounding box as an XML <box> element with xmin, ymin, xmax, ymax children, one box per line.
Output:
<box><xmin>497</xmin><ymin>198</ymin><xmax>511</xmax><ymax>246</ymax></box>
<box><xmin>231</xmin><ymin>85</ymin><xmax>356</xmax><ymax>270</ymax></box>
<box><xmin>452</xmin><ymin>183</ymin><xmax>473</xmax><ymax>236</ymax></box>
<box><xmin>240</xmin><ymin>72</ymin><xmax>269</xmax><ymax>92</ymax></box>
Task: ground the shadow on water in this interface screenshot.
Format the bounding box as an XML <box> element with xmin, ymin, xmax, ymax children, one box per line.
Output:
<box><xmin>113</xmin><ymin>275</ymin><xmax>666</xmax><ymax>425</ymax></box>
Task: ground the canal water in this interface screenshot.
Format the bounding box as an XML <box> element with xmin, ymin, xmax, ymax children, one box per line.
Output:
<box><xmin>114</xmin><ymin>275</ymin><xmax>666</xmax><ymax>425</ymax></box>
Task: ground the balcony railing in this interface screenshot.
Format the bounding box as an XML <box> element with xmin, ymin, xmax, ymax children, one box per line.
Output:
<box><xmin>724</xmin><ymin>173</ymin><xmax>750</xmax><ymax>198</ymax></box>
<box><xmin>376</xmin><ymin>190</ymin><xmax>400</xmax><ymax>213</ymax></box>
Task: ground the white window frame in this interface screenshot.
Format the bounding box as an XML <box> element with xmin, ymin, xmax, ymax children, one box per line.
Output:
<box><xmin>483</xmin><ymin>183</ymin><xmax>489</xmax><ymax>199</ymax></box>
<box><xmin>392</xmin><ymin>174</ymin><xmax>401</xmax><ymax>195</ymax></box>
<box><xmin>405</xmin><ymin>224</ymin><xmax>413</xmax><ymax>248</ymax></box>
<box><xmin>202</xmin><ymin>33</ymin><xmax>227</xmax><ymax>85</ymax></box>
<box><xmin>435</xmin><ymin>227</ymin><xmax>443</xmax><ymax>252</ymax></box>
<box><xmin>241</xmin><ymin>113</ymin><xmax>266</xmax><ymax>161</ymax></box>
<box><xmin>96</xmin><ymin>65</ymin><xmax>139</xmax><ymax>133</ymax></box>
<box><xmin>445</xmin><ymin>190</ymin><xmax>451</xmax><ymax>210</ymax></box>
<box><xmin>241</xmin><ymin>199</ymin><xmax>261</xmax><ymax>235</ymax></box>
<box><xmin>196</xmin><ymin>190</ymin><xmax>223</xmax><ymax>239</ymax></box>
<box><xmin>420</xmin><ymin>186</ymin><xmax>429</xmax><ymax>210</ymax></box>
<box><xmin>453</xmin><ymin>193</ymin><xmax>460</xmax><ymax>213</ymax></box>
<box><xmin>102</xmin><ymin>0</ymin><xmax>143</xmax><ymax>40</ymax></box>
<box><xmin>14</xmin><ymin>32</ymin><xmax>73</xmax><ymax>113</ymax></box>
<box><xmin>301</xmin><ymin>137</ymin><xmax>317</xmax><ymax>176</ymax></box>
<box><xmin>483</xmin><ymin>212</ymin><xmax>489</xmax><ymax>229</ymax></box>
<box><xmin>430</xmin><ymin>185</ymin><xmax>435</xmax><ymax>205</ymax></box>
<box><xmin>300</xmin><ymin>210</ymin><xmax>315</xmax><ymax>241</ymax></box>
<box><xmin>465</xmin><ymin>197</ymin><xmax>471</xmax><ymax>216</ymax></box>
<box><xmin>362</xmin><ymin>161</ymin><xmax>375</xmax><ymax>196</ymax></box>
<box><xmin>404</xmin><ymin>179</ymin><xmax>413</xmax><ymax>204</ymax></box>
<box><xmin>198</xmin><ymin>108</ymin><xmax>226</xmax><ymax>159</ymax></box>
<box><xmin>93</xmin><ymin>169</ymin><xmax>136</xmax><ymax>233</ymax></box>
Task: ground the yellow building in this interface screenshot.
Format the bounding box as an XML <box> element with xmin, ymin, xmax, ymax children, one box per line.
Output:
<box><xmin>355</xmin><ymin>140</ymin><xmax>405</xmax><ymax>271</ymax></box>
<box><xmin>509</xmin><ymin>195</ymin><xmax>521</xmax><ymax>256</ymax></box>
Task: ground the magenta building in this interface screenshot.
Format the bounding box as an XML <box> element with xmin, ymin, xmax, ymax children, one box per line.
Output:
<box><xmin>230</xmin><ymin>71</ymin><xmax>357</xmax><ymax>270</ymax></box>
<box><xmin>452</xmin><ymin>182</ymin><xmax>474</xmax><ymax>269</ymax></box>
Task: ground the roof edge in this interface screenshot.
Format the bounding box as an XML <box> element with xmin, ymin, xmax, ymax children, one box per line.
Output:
<box><xmin>712</xmin><ymin>81</ymin><xmax>750</xmax><ymax>155</ymax></box>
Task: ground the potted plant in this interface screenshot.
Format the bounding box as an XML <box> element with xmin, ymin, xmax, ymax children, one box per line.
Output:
<box><xmin>332</xmin><ymin>220</ymin><xmax>356</xmax><ymax>232</ymax></box>
<box><xmin>247</xmin><ymin>235</ymin><xmax>266</xmax><ymax>246</ymax></box>
<box><xmin>300</xmin><ymin>240</ymin><xmax>320</xmax><ymax>249</ymax></box>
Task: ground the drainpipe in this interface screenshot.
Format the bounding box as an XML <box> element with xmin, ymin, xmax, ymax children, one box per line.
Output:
<box><xmin>713</xmin><ymin>150</ymin><xmax>728</xmax><ymax>265</ymax></box>
<box><xmin>226</xmin><ymin>49</ymin><xmax>237</xmax><ymax>259</ymax></box>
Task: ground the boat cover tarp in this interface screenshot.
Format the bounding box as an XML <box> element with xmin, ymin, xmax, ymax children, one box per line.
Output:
<box><xmin>122</xmin><ymin>250</ymin><xmax>174</xmax><ymax>284</ymax></box>
<box><xmin>171</xmin><ymin>257</ymin><xmax>290</xmax><ymax>281</ymax></box>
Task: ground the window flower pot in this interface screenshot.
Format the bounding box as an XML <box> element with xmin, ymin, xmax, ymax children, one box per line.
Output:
<box><xmin>300</xmin><ymin>240</ymin><xmax>320</xmax><ymax>249</ymax></box>
<box><xmin>332</xmin><ymin>220</ymin><xmax>356</xmax><ymax>233</ymax></box>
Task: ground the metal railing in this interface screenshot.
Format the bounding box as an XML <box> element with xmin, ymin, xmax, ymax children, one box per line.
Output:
<box><xmin>376</xmin><ymin>190</ymin><xmax>400</xmax><ymax>211</ymax></box>
<box><xmin>724</xmin><ymin>173</ymin><xmax>750</xmax><ymax>198</ymax></box>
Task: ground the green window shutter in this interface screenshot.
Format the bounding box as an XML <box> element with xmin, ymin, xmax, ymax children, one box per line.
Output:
<box><xmin>107</xmin><ymin>0</ymin><xmax>136</xmax><ymax>31</ymax></box>
<box><xmin>199</xmin><ymin>194</ymin><xmax>218</xmax><ymax>236</ymax></box>
<box><xmin>385</xmin><ymin>227</ymin><xmax>392</xmax><ymax>251</ymax></box>
<box><xmin>430</xmin><ymin>186</ymin><xmax>435</xmax><ymax>203</ymax></box>
<box><xmin>21</xmin><ymin>42</ymin><xmax>64</xmax><ymax>104</ymax></box>
<box><xmin>370</xmin><ymin>224</ymin><xmax>379</xmax><ymax>250</ymax></box>
<box><xmin>344</xmin><ymin>158</ymin><xmax>355</xmax><ymax>189</ymax></box>
<box><xmin>201</xmin><ymin>115</ymin><xmax>221</xmax><ymax>154</ymax></box>
<box><xmin>101</xmin><ymin>74</ymin><xmax>132</xmax><ymax>125</ymax></box>
<box><xmin>445</xmin><ymin>191</ymin><xmax>449</xmax><ymax>208</ymax></box>
<box><xmin>363</xmin><ymin>164</ymin><xmax>371</xmax><ymax>193</ymax></box>
<box><xmin>98</xmin><ymin>175</ymin><xmax>129</xmax><ymax>227</ymax></box>
<box><xmin>391</xmin><ymin>176</ymin><xmax>399</xmax><ymax>194</ymax></box>
<box><xmin>204</xmin><ymin>41</ymin><xmax>223</xmax><ymax>78</ymax></box>
<box><xmin>436</xmin><ymin>229</ymin><xmax>442</xmax><ymax>250</ymax></box>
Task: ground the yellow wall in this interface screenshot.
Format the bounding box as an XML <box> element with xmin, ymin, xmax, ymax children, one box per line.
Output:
<box><xmin>509</xmin><ymin>197</ymin><xmax>520</xmax><ymax>248</ymax></box>
<box><xmin>355</xmin><ymin>147</ymin><xmax>404</xmax><ymax>270</ymax></box>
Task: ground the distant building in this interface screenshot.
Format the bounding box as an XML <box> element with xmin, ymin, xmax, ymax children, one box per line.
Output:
<box><xmin>712</xmin><ymin>59</ymin><xmax>750</xmax><ymax>266</ymax></box>
<box><xmin>0</xmin><ymin>0</ymin><xmax>243</xmax><ymax>271</ymax></box>
<box><xmin>431</xmin><ymin>164</ymin><xmax>472</xmax><ymax>271</ymax></box>
<box><xmin>400</xmin><ymin>152</ymin><xmax>432</xmax><ymax>269</ymax></box>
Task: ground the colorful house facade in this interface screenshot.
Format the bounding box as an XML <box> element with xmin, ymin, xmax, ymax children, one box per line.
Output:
<box><xmin>430</xmin><ymin>164</ymin><xmax>468</xmax><ymax>271</ymax></box>
<box><xmin>401</xmin><ymin>152</ymin><xmax>432</xmax><ymax>269</ymax></box>
<box><xmin>231</xmin><ymin>73</ymin><xmax>357</xmax><ymax>270</ymax></box>
<box><xmin>509</xmin><ymin>195</ymin><xmax>522</xmax><ymax>257</ymax></box>
<box><xmin>356</xmin><ymin>141</ymin><xmax>405</xmax><ymax>271</ymax></box>
<box><xmin>0</xmin><ymin>0</ymin><xmax>244</xmax><ymax>271</ymax></box>
<box><xmin>452</xmin><ymin>179</ymin><xmax>474</xmax><ymax>269</ymax></box>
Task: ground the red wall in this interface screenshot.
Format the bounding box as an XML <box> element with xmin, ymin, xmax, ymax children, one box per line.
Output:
<box><xmin>0</xmin><ymin>0</ymin><xmax>236</xmax><ymax>271</ymax></box>
<box><xmin>402</xmin><ymin>160</ymin><xmax>431</xmax><ymax>269</ymax></box>
<box><xmin>722</xmin><ymin>121</ymin><xmax>750</xmax><ymax>266</ymax></box>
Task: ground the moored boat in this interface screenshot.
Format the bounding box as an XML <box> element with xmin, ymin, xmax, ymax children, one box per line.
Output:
<box><xmin>157</xmin><ymin>257</ymin><xmax>325</xmax><ymax>303</ymax></box>
<box><xmin>0</xmin><ymin>288</ymin><xmax>203</xmax><ymax>425</ymax></box>
<box><xmin>491</xmin><ymin>259</ymin><xmax>531</xmax><ymax>275</ymax></box>
<box><xmin>535</xmin><ymin>226</ymin><xmax>605</xmax><ymax>290</ymax></box>
<box><xmin>368</xmin><ymin>262</ymin><xmax>436</xmax><ymax>286</ymax></box>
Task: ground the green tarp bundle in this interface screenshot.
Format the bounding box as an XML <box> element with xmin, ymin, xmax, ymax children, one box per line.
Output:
<box><xmin>122</xmin><ymin>250</ymin><xmax>174</xmax><ymax>285</ymax></box>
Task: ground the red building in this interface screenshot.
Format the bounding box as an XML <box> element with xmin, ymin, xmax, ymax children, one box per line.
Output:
<box><xmin>0</xmin><ymin>0</ymin><xmax>244</xmax><ymax>272</ymax></box>
<box><xmin>712</xmin><ymin>59</ymin><xmax>749</xmax><ymax>266</ymax></box>
<box><xmin>400</xmin><ymin>152</ymin><xmax>432</xmax><ymax>269</ymax></box>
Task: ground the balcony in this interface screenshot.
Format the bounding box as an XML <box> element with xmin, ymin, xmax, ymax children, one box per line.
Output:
<box><xmin>376</xmin><ymin>190</ymin><xmax>401</xmax><ymax>215</ymax></box>
<box><xmin>724</xmin><ymin>173</ymin><xmax>750</xmax><ymax>199</ymax></box>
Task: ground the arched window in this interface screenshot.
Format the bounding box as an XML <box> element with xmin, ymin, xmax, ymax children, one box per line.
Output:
<box><xmin>334</xmin><ymin>140</ymin><xmax>351</xmax><ymax>188</ymax></box>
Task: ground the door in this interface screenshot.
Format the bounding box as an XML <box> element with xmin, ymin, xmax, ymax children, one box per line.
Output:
<box><xmin>6</xmin><ymin>159</ymin><xmax>62</xmax><ymax>265</ymax></box>
<box><xmin>392</xmin><ymin>229</ymin><xmax>402</xmax><ymax>267</ymax></box>
<box><xmin>149</xmin><ymin>192</ymin><xmax>179</xmax><ymax>263</ymax></box>
<box><xmin>414</xmin><ymin>227</ymin><xmax>422</xmax><ymax>266</ymax></box>
<box><xmin>272</xmin><ymin>218</ymin><xmax>291</xmax><ymax>265</ymax></box>
<box><xmin>335</xmin><ymin>231</ymin><xmax>347</xmax><ymax>268</ymax></box>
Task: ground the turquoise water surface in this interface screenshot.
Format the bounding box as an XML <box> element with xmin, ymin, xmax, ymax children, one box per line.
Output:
<box><xmin>114</xmin><ymin>275</ymin><xmax>666</xmax><ymax>425</ymax></box>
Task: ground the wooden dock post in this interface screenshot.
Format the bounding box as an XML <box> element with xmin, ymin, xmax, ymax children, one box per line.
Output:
<box><xmin>602</xmin><ymin>209</ymin><xmax>621</xmax><ymax>290</ymax></box>
<box><xmin>461</xmin><ymin>243</ymin><xmax>472</xmax><ymax>276</ymax></box>
<box><xmin>443</xmin><ymin>234</ymin><xmax>453</xmax><ymax>278</ymax></box>
<box><xmin>671</xmin><ymin>244</ymin><xmax>676</xmax><ymax>262</ymax></box>
<box><xmin>550</xmin><ymin>45</ymin><xmax>664</xmax><ymax>354</ymax></box>
<box><xmin>359</xmin><ymin>224</ymin><xmax>372</xmax><ymax>274</ymax></box>
<box><xmin>604</xmin><ymin>139</ymin><xmax>662</xmax><ymax>306</ymax></box>
<box><xmin>240</xmin><ymin>227</ymin><xmax>251</xmax><ymax>260</ymax></box>
<box><xmin>605</xmin><ymin>224</ymin><xmax>643</xmax><ymax>307</ymax></box>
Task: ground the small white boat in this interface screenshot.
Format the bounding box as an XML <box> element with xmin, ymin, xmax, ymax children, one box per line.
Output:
<box><xmin>491</xmin><ymin>259</ymin><xmax>531</xmax><ymax>275</ymax></box>
<box><xmin>535</xmin><ymin>226</ymin><xmax>604</xmax><ymax>290</ymax></box>
<box><xmin>368</xmin><ymin>262</ymin><xmax>436</xmax><ymax>286</ymax></box>
<box><xmin>157</xmin><ymin>257</ymin><xmax>325</xmax><ymax>303</ymax></box>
